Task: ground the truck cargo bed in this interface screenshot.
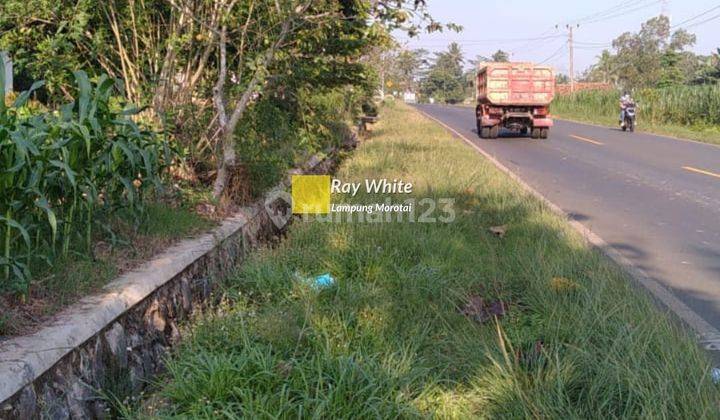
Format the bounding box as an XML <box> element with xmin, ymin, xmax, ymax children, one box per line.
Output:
<box><xmin>476</xmin><ymin>62</ymin><xmax>554</xmax><ymax>106</ymax></box>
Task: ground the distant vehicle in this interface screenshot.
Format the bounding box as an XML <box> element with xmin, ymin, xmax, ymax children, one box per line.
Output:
<box><xmin>403</xmin><ymin>91</ymin><xmax>417</xmax><ymax>104</ymax></box>
<box><xmin>621</xmin><ymin>102</ymin><xmax>636</xmax><ymax>132</ymax></box>
<box><xmin>475</xmin><ymin>62</ymin><xmax>554</xmax><ymax>139</ymax></box>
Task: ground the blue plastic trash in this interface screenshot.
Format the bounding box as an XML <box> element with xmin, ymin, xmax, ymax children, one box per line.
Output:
<box><xmin>293</xmin><ymin>271</ymin><xmax>336</xmax><ymax>290</ymax></box>
<box><xmin>312</xmin><ymin>273</ymin><xmax>335</xmax><ymax>289</ymax></box>
<box><xmin>712</xmin><ymin>367</ymin><xmax>720</xmax><ymax>384</ymax></box>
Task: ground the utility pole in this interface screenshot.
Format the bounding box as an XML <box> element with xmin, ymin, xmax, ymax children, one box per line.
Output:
<box><xmin>566</xmin><ymin>24</ymin><xmax>575</xmax><ymax>93</ymax></box>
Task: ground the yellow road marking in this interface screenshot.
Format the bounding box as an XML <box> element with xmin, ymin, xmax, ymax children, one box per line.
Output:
<box><xmin>683</xmin><ymin>166</ymin><xmax>720</xmax><ymax>179</ymax></box>
<box><xmin>569</xmin><ymin>134</ymin><xmax>604</xmax><ymax>145</ymax></box>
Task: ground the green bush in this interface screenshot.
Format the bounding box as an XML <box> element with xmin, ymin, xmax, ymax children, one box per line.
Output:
<box><xmin>235</xmin><ymin>86</ymin><xmax>365</xmax><ymax>197</ymax></box>
<box><xmin>0</xmin><ymin>70</ymin><xmax>169</xmax><ymax>295</ymax></box>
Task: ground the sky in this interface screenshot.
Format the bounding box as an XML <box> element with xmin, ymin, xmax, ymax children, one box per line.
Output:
<box><xmin>396</xmin><ymin>0</ymin><xmax>720</xmax><ymax>76</ymax></box>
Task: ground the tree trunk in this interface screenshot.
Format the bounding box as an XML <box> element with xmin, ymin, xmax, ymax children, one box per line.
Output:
<box><xmin>211</xmin><ymin>19</ymin><xmax>291</xmax><ymax>200</ymax></box>
<box><xmin>212</xmin><ymin>129</ymin><xmax>237</xmax><ymax>198</ymax></box>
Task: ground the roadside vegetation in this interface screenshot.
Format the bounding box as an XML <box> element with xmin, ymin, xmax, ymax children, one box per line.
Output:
<box><xmin>552</xmin><ymin>16</ymin><xmax>720</xmax><ymax>144</ymax></box>
<box><xmin>0</xmin><ymin>1</ymin><xmax>457</xmax><ymax>336</ymax></box>
<box><xmin>0</xmin><ymin>70</ymin><xmax>169</xmax><ymax>294</ymax></box>
<box><xmin>551</xmin><ymin>85</ymin><xmax>720</xmax><ymax>145</ymax></box>
<box><xmin>376</xmin><ymin>43</ymin><xmax>510</xmax><ymax>104</ymax></box>
<box><xmin>128</xmin><ymin>103</ymin><xmax>718</xmax><ymax>418</ymax></box>
<box><xmin>0</xmin><ymin>70</ymin><xmax>214</xmax><ymax>335</ymax></box>
<box><xmin>580</xmin><ymin>17</ymin><xmax>720</xmax><ymax>90</ymax></box>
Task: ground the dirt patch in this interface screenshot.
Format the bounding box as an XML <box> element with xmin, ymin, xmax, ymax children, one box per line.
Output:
<box><xmin>460</xmin><ymin>294</ymin><xmax>508</xmax><ymax>324</ymax></box>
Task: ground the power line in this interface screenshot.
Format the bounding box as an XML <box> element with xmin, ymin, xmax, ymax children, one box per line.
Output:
<box><xmin>579</xmin><ymin>1</ymin><xmax>663</xmax><ymax>25</ymax></box>
<box><xmin>509</xmin><ymin>27</ymin><xmax>559</xmax><ymax>56</ymax></box>
<box><xmin>670</xmin><ymin>4</ymin><xmax>720</xmax><ymax>28</ymax></box>
<box><xmin>575</xmin><ymin>45</ymin><xmax>612</xmax><ymax>50</ymax></box>
<box><xmin>574</xmin><ymin>41</ymin><xmax>612</xmax><ymax>47</ymax></box>
<box><xmin>567</xmin><ymin>3</ymin><xmax>720</xmax><ymax>78</ymax></box>
<box><xmin>680</xmin><ymin>12</ymin><xmax>720</xmax><ymax>29</ymax></box>
<box><xmin>556</xmin><ymin>0</ymin><xmax>664</xmax><ymax>92</ymax></box>
<box><xmin>569</xmin><ymin>0</ymin><xmax>630</xmax><ymax>23</ymax></box>
<box><xmin>538</xmin><ymin>43</ymin><xmax>567</xmax><ymax>64</ymax></box>
<box><xmin>510</xmin><ymin>1</ymin><xmax>650</xmax><ymax>57</ymax></box>
<box><xmin>574</xmin><ymin>40</ymin><xmax>612</xmax><ymax>45</ymax></box>
<box><xmin>398</xmin><ymin>34</ymin><xmax>564</xmax><ymax>45</ymax></box>
<box><xmin>402</xmin><ymin>1</ymin><xmax>659</xmax><ymax>54</ymax></box>
<box><xmin>566</xmin><ymin>0</ymin><xmax>661</xmax><ymax>25</ymax></box>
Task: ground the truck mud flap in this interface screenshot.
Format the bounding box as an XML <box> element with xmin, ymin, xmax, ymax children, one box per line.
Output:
<box><xmin>532</xmin><ymin>118</ymin><xmax>553</xmax><ymax>128</ymax></box>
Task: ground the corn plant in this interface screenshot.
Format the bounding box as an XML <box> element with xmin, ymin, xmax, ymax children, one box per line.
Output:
<box><xmin>0</xmin><ymin>64</ymin><xmax>169</xmax><ymax>296</ymax></box>
<box><xmin>552</xmin><ymin>84</ymin><xmax>720</xmax><ymax>127</ymax></box>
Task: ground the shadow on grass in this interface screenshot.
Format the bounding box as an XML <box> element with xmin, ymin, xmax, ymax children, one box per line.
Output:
<box><xmin>149</xmin><ymin>186</ymin><xmax>715</xmax><ymax>418</ymax></box>
<box><xmin>140</xmin><ymin>104</ymin><xmax>718</xmax><ymax>418</ymax></box>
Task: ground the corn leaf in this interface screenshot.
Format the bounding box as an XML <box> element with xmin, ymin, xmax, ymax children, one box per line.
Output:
<box><xmin>0</xmin><ymin>215</ymin><xmax>31</xmax><ymax>246</ymax></box>
<box><xmin>49</xmin><ymin>160</ymin><xmax>77</xmax><ymax>187</ymax></box>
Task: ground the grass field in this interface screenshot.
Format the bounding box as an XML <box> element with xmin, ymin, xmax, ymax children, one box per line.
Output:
<box><xmin>129</xmin><ymin>103</ymin><xmax>718</xmax><ymax>418</ymax></box>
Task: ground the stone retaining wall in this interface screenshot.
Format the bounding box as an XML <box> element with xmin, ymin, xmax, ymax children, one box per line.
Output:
<box><xmin>0</xmin><ymin>145</ymin><xmax>348</xmax><ymax>419</ymax></box>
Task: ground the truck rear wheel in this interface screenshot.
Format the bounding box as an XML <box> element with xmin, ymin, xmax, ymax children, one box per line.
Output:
<box><xmin>480</xmin><ymin>127</ymin><xmax>491</xmax><ymax>138</ymax></box>
<box><xmin>540</xmin><ymin>128</ymin><xmax>549</xmax><ymax>139</ymax></box>
<box><xmin>531</xmin><ymin>128</ymin><xmax>540</xmax><ymax>139</ymax></box>
<box><xmin>490</xmin><ymin>125</ymin><xmax>499</xmax><ymax>138</ymax></box>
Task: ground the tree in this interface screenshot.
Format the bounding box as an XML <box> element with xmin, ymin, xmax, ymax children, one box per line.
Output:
<box><xmin>657</xmin><ymin>50</ymin><xmax>684</xmax><ymax>87</ymax></box>
<box><xmin>580</xmin><ymin>16</ymin><xmax>697</xmax><ymax>89</ymax></box>
<box><xmin>209</xmin><ymin>0</ymin><xmax>458</xmax><ymax>198</ymax></box>
<box><xmin>610</xmin><ymin>16</ymin><xmax>695</xmax><ymax>88</ymax></box>
<box><xmin>583</xmin><ymin>50</ymin><xmax>616</xmax><ymax>84</ymax></box>
<box><xmin>444</xmin><ymin>42</ymin><xmax>465</xmax><ymax>66</ymax></box>
<box><xmin>1</xmin><ymin>0</ymin><xmax>456</xmax><ymax>200</ymax></box>
<box><xmin>491</xmin><ymin>49</ymin><xmax>510</xmax><ymax>62</ymax></box>
<box><xmin>692</xmin><ymin>48</ymin><xmax>720</xmax><ymax>84</ymax></box>
<box><xmin>391</xmin><ymin>48</ymin><xmax>429</xmax><ymax>92</ymax></box>
<box><xmin>362</xmin><ymin>42</ymin><xmax>398</xmax><ymax>99</ymax></box>
<box><xmin>209</xmin><ymin>1</ymin><xmax>302</xmax><ymax>198</ymax></box>
<box><xmin>420</xmin><ymin>42</ymin><xmax>465</xmax><ymax>103</ymax></box>
<box><xmin>468</xmin><ymin>54</ymin><xmax>490</xmax><ymax>70</ymax></box>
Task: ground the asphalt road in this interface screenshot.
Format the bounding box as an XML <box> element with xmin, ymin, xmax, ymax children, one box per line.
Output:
<box><xmin>416</xmin><ymin>104</ymin><xmax>720</xmax><ymax>338</ymax></box>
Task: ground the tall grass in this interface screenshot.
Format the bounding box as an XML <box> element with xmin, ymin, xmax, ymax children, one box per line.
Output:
<box><xmin>552</xmin><ymin>84</ymin><xmax>720</xmax><ymax>127</ymax></box>
<box><xmin>130</xmin><ymin>103</ymin><xmax>718</xmax><ymax>418</ymax></box>
<box><xmin>0</xmin><ymin>68</ymin><xmax>169</xmax><ymax>296</ymax></box>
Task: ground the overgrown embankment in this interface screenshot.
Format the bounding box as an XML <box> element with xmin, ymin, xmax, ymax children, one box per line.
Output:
<box><xmin>0</xmin><ymin>76</ymin><xmax>364</xmax><ymax>338</ymax></box>
<box><xmin>551</xmin><ymin>85</ymin><xmax>720</xmax><ymax>145</ymax></box>
<box><xmin>127</xmin><ymin>103</ymin><xmax>718</xmax><ymax>418</ymax></box>
<box><xmin>0</xmin><ymin>73</ymin><xmax>216</xmax><ymax>336</ymax></box>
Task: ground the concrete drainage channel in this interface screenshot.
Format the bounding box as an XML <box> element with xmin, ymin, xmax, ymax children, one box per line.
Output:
<box><xmin>0</xmin><ymin>135</ymin><xmax>355</xmax><ymax>419</ymax></box>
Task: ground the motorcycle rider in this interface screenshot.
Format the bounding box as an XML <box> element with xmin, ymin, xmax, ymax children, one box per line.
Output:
<box><xmin>619</xmin><ymin>91</ymin><xmax>634</xmax><ymax>128</ymax></box>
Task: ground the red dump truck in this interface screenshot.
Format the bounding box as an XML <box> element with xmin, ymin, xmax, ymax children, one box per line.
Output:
<box><xmin>475</xmin><ymin>62</ymin><xmax>555</xmax><ymax>139</ymax></box>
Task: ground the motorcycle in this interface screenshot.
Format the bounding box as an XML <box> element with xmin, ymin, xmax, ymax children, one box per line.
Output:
<box><xmin>621</xmin><ymin>103</ymin><xmax>636</xmax><ymax>132</ymax></box>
